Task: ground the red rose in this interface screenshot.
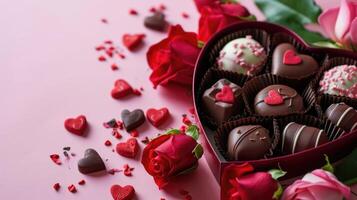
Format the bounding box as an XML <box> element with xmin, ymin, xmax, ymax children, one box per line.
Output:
<box><xmin>146</xmin><ymin>25</ymin><xmax>201</xmax><ymax>88</ymax></box>
<box><xmin>193</xmin><ymin>0</ymin><xmax>218</xmax><ymax>12</ymax></box>
<box><xmin>221</xmin><ymin>163</ymin><xmax>280</xmax><ymax>200</ymax></box>
<box><xmin>198</xmin><ymin>2</ymin><xmax>251</xmax><ymax>42</ymax></box>
<box><xmin>141</xmin><ymin>126</ymin><xmax>203</xmax><ymax>189</ymax></box>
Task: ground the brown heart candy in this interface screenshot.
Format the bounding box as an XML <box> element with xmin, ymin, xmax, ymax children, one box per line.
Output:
<box><xmin>144</xmin><ymin>12</ymin><xmax>168</xmax><ymax>31</ymax></box>
<box><xmin>121</xmin><ymin>109</ymin><xmax>145</xmax><ymax>131</ymax></box>
<box><xmin>272</xmin><ymin>43</ymin><xmax>319</xmax><ymax>80</ymax></box>
<box><xmin>78</xmin><ymin>149</ymin><xmax>106</xmax><ymax>174</ymax></box>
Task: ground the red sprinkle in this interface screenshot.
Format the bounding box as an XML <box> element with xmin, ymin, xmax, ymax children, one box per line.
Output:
<box><xmin>105</xmin><ymin>140</ymin><xmax>112</xmax><ymax>146</ymax></box>
<box><xmin>179</xmin><ymin>125</ymin><xmax>187</xmax><ymax>133</ymax></box>
<box><xmin>106</xmin><ymin>50</ymin><xmax>113</xmax><ymax>57</ymax></box>
<box><xmin>149</xmin><ymin>7</ymin><xmax>157</xmax><ymax>13</ymax></box>
<box><xmin>50</xmin><ymin>154</ymin><xmax>61</xmax><ymax>165</ymax></box>
<box><xmin>53</xmin><ymin>183</ymin><xmax>60</xmax><ymax>191</ymax></box>
<box><xmin>182</xmin><ymin>115</ymin><xmax>192</xmax><ymax>125</ymax></box>
<box><xmin>108</xmin><ymin>168</ymin><xmax>122</xmax><ymax>175</ymax></box>
<box><xmin>182</xmin><ymin>12</ymin><xmax>189</xmax><ymax>18</ymax></box>
<box><xmin>130</xmin><ymin>130</ymin><xmax>139</xmax><ymax>137</ymax></box>
<box><xmin>78</xmin><ymin>180</ymin><xmax>86</xmax><ymax>185</ymax></box>
<box><xmin>111</xmin><ymin>64</ymin><xmax>118</xmax><ymax>71</ymax></box>
<box><xmin>104</xmin><ymin>40</ymin><xmax>113</xmax><ymax>44</ymax></box>
<box><xmin>113</xmin><ymin>129</ymin><xmax>122</xmax><ymax>139</ymax></box>
<box><xmin>98</xmin><ymin>56</ymin><xmax>106</xmax><ymax>62</ymax></box>
<box><xmin>117</xmin><ymin>121</ymin><xmax>124</xmax><ymax>130</ymax></box>
<box><xmin>129</xmin><ymin>9</ymin><xmax>138</xmax><ymax>15</ymax></box>
<box><xmin>95</xmin><ymin>46</ymin><xmax>105</xmax><ymax>51</ymax></box>
<box><xmin>118</xmin><ymin>53</ymin><xmax>126</xmax><ymax>59</ymax></box>
<box><xmin>132</xmin><ymin>89</ymin><xmax>141</xmax><ymax>96</ymax></box>
<box><xmin>101</xmin><ymin>18</ymin><xmax>108</xmax><ymax>24</ymax></box>
<box><xmin>159</xmin><ymin>4</ymin><xmax>166</xmax><ymax>10</ymax></box>
<box><xmin>68</xmin><ymin>184</ymin><xmax>77</xmax><ymax>193</ymax></box>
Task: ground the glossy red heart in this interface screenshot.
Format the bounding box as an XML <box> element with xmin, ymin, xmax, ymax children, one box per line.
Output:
<box><xmin>116</xmin><ymin>138</ymin><xmax>139</xmax><ymax>158</ymax></box>
<box><xmin>110</xmin><ymin>184</ymin><xmax>135</xmax><ymax>200</ymax></box>
<box><xmin>122</xmin><ymin>34</ymin><xmax>145</xmax><ymax>51</ymax></box>
<box><xmin>264</xmin><ymin>90</ymin><xmax>284</xmax><ymax>105</ymax></box>
<box><xmin>146</xmin><ymin>108</ymin><xmax>170</xmax><ymax>127</ymax></box>
<box><xmin>111</xmin><ymin>79</ymin><xmax>133</xmax><ymax>99</ymax></box>
<box><xmin>64</xmin><ymin>115</ymin><xmax>87</xmax><ymax>136</ymax></box>
<box><xmin>283</xmin><ymin>49</ymin><xmax>302</xmax><ymax>65</ymax></box>
<box><xmin>215</xmin><ymin>85</ymin><xmax>234</xmax><ymax>104</ymax></box>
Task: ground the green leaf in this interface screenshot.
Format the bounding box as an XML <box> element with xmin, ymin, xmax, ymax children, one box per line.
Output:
<box><xmin>268</xmin><ymin>169</ymin><xmax>287</xmax><ymax>180</ymax></box>
<box><xmin>165</xmin><ymin>129</ymin><xmax>181</xmax><ymax>135</ymax></box>
<box><xmin>322</xmin><ymin>154</ymin><xmax>334</xmax><ymax>173</ymax></box>
<box><xmin>192</xmin><ymin>144</ymin><xmax>204</xmax><ymax>159</ymax></box>
<box><xmin>197</xmin><ymin>40</ymin><xmax>205</xmax><ymax>49</ymax></box>
<box><xmin>221</xmin><ymin>0</ymin><xmax>238</xmax><ymax>3</ymax></box>
<box><xmin>255</xmin><ymin>0</ymin><xmax>322</xmax><ymax>24</ymax></box>
<box><xmin>334</xmin><ymin>148</ymin><xmax>357</xmax><ymax>185</ymax></box>
<box><xmin>185</xmin><ymin>125</ymin><xmax>200</xmax><ymax>140</ymax></box>
<box><xmin>273</xmin><ymin>183</ymin><xmax>283</xmax><ymax>200</ymax></box>
<box><xmin>238</xmin><ymin>15</ymin><xmax>257</xmax><ymax>21</ymax></box>
<box><xmin>255</xmin><ymin>0</ymin><xmax>328</xmax><ymax>43</ymax></box>
<box><xmin>313</xmin><ymin>41</ymin><xmax>340</xmax><ymax>48</ymax></box>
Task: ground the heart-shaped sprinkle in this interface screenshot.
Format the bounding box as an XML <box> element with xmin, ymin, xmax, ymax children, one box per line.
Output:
<box><xmin>111</xmin><ymin>79</ymin><xmax>133</xmax><ymax>99</ymax></box>
<box><xmin>215</xmin><ymin>85</ymin><xmax>234</xmax><ymax>104</ymax></box>
<box><xmin>283</xmin><ymin>49</ymin><xmax>302</xmax><ymax>65</ymax></box>
<box><xmin>264</xmin><ymin>90</ymin><xmax>284</xmax><ymax>105</ymax></box>
<box><xmin>122</xmin><ymin>34</ymin><xmax>145</xmax><ymax>51</ymax></box>
<box><xmin>146</xmin><ymin>108</ymin><xmax>170</xmax><ymax>127</ymax></box>
<box><xmin>116</xmin><ymin>138</ymin><xmax>139</xmax><ymax>158</ymax></box>
<box><xmin>111</xmin><ymin>184</ymin><xmax>135</xmax><ymax>200</ymax></box>
<box><xmin>77</xmin><ymin>149</ymin><xmax>106</xmax><ymax>174</ymax></box>
<box><xmin>121</xmin><ymin>109</ymin><xmax>145</xmax><ymax>131</ymax></box>
<box><xmin>64</xmin><ymin>115</ymin><xmax>87</xmax><ymax>136</ymax></box>
<box><xmin>144</xmin><ymin>12</ymin><xmax>168</xmax><ymax>31</ymax></box>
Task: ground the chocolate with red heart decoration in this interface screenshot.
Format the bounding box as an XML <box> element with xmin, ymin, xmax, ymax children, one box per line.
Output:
<box><xmin>254</xmin><ymin>84</ymin><xmax>305</xmax><ymax>116</ymax></box>
<box><xmin>64</xmin><ymin>115</ymin><xmax>87</xmax><ymax>136</ymax></box>
<box><xmin>122</xmin><ymin>34</ymin><xmax>145</xmax><ymax>51</ymax></box>
<box><xmin>215</xmin><ymin>85</ymin><xmax>234</xmax><ymax>104</ymax></box>
<box><xmin>78</xmin><ymin>149</ymin><xmax>106</xmax><ymax>174</ymax></box>
<box><xmin>272</xmin><ymin>43</ymin><xmax>318</xmax><ymax>80</ymax></box>
<box><xmin>110</xmin><ymin>184</ymin><xmax>135</xmax><ymax>200</ymax></box>
<box><xmin>111</xmin><ymin>79</ymin><xmax>133</xmax><ymax>99</ymax></box>
<box><xmin>202</xmin><ymin>79</ymin><xmax>242</xmax><ymax>124</ymax></box>
<box><xmin>146</xmin><ymin>108</ymin><xmax>170</xmax><ymax>127</ymax></box>
<box><xmin>144</xmin><ymin>12</ymin><xmax>168</xmax><ymax>31</ymax></box>
<box><xmin>121</xmin><ymin>109</ymin><xmax>145</xmax><ymax>131</ymax></box>
<box><xmin>116</xmin><ymin>138</ymin><xmax>139</xmax><ymax>158</ymax></box>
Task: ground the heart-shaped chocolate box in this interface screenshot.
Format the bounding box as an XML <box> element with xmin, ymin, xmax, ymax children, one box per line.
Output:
<box><xmin>193</xmin><ymin>22</ymin><xmax>357</xmax><ymax>183</ymax></box>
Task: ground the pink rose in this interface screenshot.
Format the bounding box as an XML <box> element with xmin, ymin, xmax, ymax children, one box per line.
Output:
<box><xmin>319</xmin><ymin>0</ymin><xmax>357</xmax><ymax>50</ymax></box>
<box><xmin>282</xmin><ymin>169</ymin><xmax>350</xmax><ymax>200</ymax></box>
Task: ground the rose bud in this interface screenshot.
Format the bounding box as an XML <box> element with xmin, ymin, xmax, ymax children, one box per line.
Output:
<box><xmin>141</xmin><ymin>125</ymin><xmax>203</xmax><ymax>189</ymax></box>
<box><xmin>282</xmin><ymin>169</ymin><xmax>350</xmax><ymax>200</ymax></box>
<box><xmin>221</xmin><ymin>163</ymin><xmax>285</xmax><ymax>200</ymax></box>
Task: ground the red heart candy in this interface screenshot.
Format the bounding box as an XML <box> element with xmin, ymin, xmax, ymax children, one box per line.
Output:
<box><xmin>215</xmin><ymin>85</ymin><xmax>234</xmax><ymax>104</ymax></box>
<box><xmin>122</xmin><ymin>34</ymin><xmax>145</xmax><ymax>51</ymax></box>
<box><xmin>116</xmin><ymin>138</ymin><xmax>139</xmax><ymax>158</ymax></box>
<box><xmin>283</xmin><ymin>49</ymin><xmax>302</xmax><ymax>65</ymax></box>
<box><xmin>146</xmin><ymin>108</ymin><xmax>170</xmax><ymax>127</ymax></box>
<box><xmin>110</xmin><ymin>184</ymin><xmax>135</xmax><ymax>200</ymax></box>
<box><xmin>111</xmin><ymin>79</ymin><xmax>133</xmax><ymax>99</ymax></box>
<box><xmin>64</xmin><ymin>115</ymin><xmax>87</xmax><ymax>136</ymax></box>
<box><xmin>264</xmin><ymin>90</ymin><xmax>284</xmax><ymax>105</ymax></box>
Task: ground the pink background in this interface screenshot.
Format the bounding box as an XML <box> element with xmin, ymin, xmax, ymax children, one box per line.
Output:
<box><xmin>0</xmin><ymin>0</ymin><xmax>350</xmax><ymax>199</ymax></box>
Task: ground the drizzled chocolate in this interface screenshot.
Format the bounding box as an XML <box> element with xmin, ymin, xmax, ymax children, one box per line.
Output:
<box><xmin>254</xmin><ymin>84</ymin><xmax>305</xmax><ymax>116</ymax></box>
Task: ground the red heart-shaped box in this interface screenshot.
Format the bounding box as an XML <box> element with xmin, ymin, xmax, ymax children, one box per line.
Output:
<box><xmin>193</xmin><ymin>21</ymin><xmax>357</xmax><ymax>183</ymax></box>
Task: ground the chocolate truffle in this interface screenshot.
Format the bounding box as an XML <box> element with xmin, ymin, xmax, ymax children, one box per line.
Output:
<box><xmin>281</xmin><ymin>122</ymin><xmax>329</xmax><ymax>154</ymax></box>
<box><xmin>254</xmin><ymin>84</ymin><xmax>305</xmax><ymax>116</ymax></box>
<box><xmin>319</xmin><ymin>65</ymin><xmax>357</xmax><ymax>99</ymax></box>
<box><xmin>217</xmin><ymin>35</ymin><xmax>267</xmax><ymax>76</ymax></box>
<box><xmin>121</xmin><ymin>109</ymin><xmax>145</xmax><ymax>131</ymax></box>
<box><xmin>202</xmin><ymin>79</ymin><xmax>242</xmax><ymax>124</ymax></box>
<box><xmin>272</xmin><ymin>43</ymin><xmax>319</xmax><ymax>79</ymax></box>
<box><xmin>325</xmin><ymin>103</ymin><xmax>357</xmax><ymax>132</ymax></box>
<box><xmin>227</xmin><ymin>125</ymin><xmax>272</xmax><ymax>160</ymax></box>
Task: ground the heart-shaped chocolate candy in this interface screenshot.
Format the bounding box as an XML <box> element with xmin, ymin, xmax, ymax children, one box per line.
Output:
<box><xmin>64</xmin><ymin>115</ymin><xmax>87</xmax><ymax>136</ymax></box>
<box><xmin>144</xmin><ymin>12</ymin><xmax>168</xmax><ymax>31</ymax></box>
<box><xmin>116</xmin><ymin>138</ymin><xmax>139</xmax><ymax>158</ymax></box>
<box><xmin>146</xmin><ymin>108</ymin><xmax>170</xmax><ymax>127</ymax></box>
<box><xmin>111</xmin><ymin>184</ymin><xmax>135</xmax><ymax>200</ymax></box>
<box><xmin>78</xmin><ymin>149</ymin><xmax>106</xmax><ymax>174</ymax></box>
<box><xmin>272</xmin><ymin>43</ymin><xmax>318</xmax><ymax>79</ymax></box>
<box><xmin>121</xmin><ymin>109</ymin><xmax>145</xmax><ymax>131</ymax></box>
